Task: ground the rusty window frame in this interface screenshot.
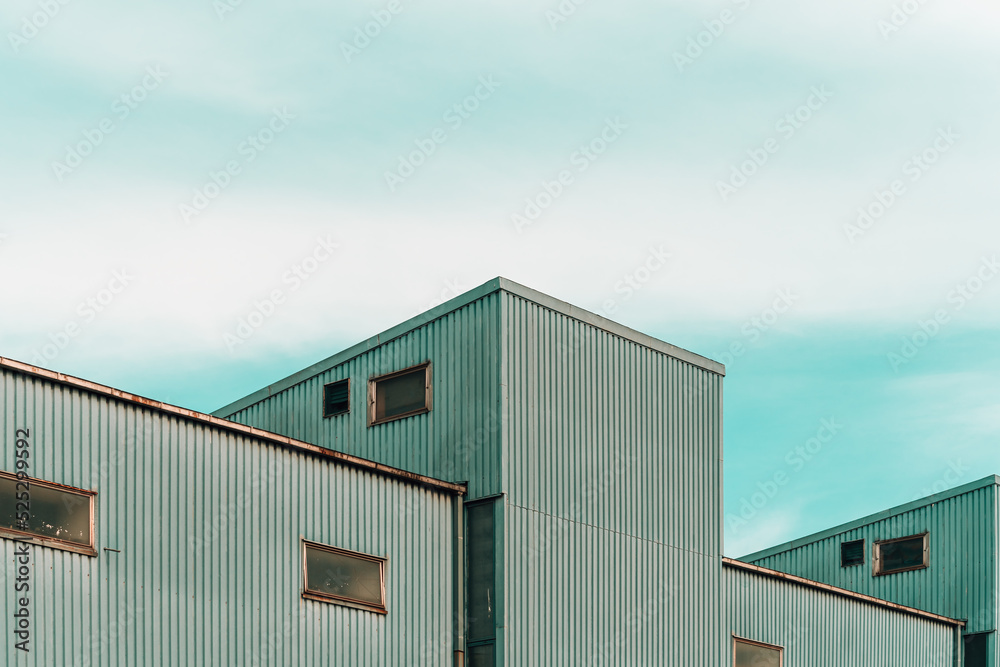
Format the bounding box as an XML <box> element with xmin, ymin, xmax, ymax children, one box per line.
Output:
<box><xmin>368</xmin><ymin>362</ymin><xmax>432</xmax><ymax>426</ymax></box>
<box><xmin>873</xmin><ymin>532</ymin><xmax>929</xmax><ymax>576</ymax></box>
<box><xmin>733</xmin><ymin>636</ymin><xmax>783</xmax><ymax>667</ymax></box>
<box><xmin>840</xmin><ymin>538</ymin><xmax>865</xmax><ymax>567</ymax></box>
<box><xmin>301</xmin><ymin>538</ymin><xmax>387</xmax><ymax>614</ymax></box>
<box><xmin>323</xmin><ymin>378</ymin><xmax>350</xmax><ymax>418</ymax></box>
<box><xmin>0</xmin><ymin>470</ymin><xmax>97</xmax><ymax>557</ymax></box>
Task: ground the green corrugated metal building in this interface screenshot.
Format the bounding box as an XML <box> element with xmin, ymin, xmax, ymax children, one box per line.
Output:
<box><xmin>743</xmin><ymin>476</ymin><xmax>1000</xmax><ymax>665</ymax></box>
<box><xmin>0</xmin><ymin>277</ymin><xmax>974</xmax><ymax>665</ymax></box>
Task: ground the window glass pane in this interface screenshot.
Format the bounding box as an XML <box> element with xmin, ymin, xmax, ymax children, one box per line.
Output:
<box><xmin>880</xmin><ymin>535</ymin><xmax>924</xmax><ymax>573</ymax></box>
<box><xmin>375</xmin><ymin>368</ymin><xmax>427</xmax><ymax>421</ymax></box>
<box><xmin>467</xmin><ymin>502</ymin><xmax>495</xmax><ymax>642</ymax></box>
<box><xmin>468</xmin><ymin>643</ymin><xmax>495</xmax><ymax>667</ymax></box>
<box><xmin>324</xmin><ymin>379</ymin><xmax>349</xmax><ymax>417</ymax></box>
<box><xmin>305</xmin><ymin>544</ymin><xmax>383</xmax><ymax>607</ymax></box>
<box><xmin>735</xmin><ymin>640</ymin><xmax>781</xmax><ymax>667</ymax></box>
<box><xmin>0</xmin><ymin>475</ymin><xmax>91</xmax><ymax>546</ymax></box>
<box><xmin>841</xmin><ymin>539</ymin><xmax>864</xmax><ymax>567</ymax></box>
<box><xmin>964</xmin><ymin>632</ymin><xmax>989</xmax><ymax>667</ymax></box>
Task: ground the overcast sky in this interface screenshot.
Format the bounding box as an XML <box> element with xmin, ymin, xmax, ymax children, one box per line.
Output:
<box><xmin>2</xmin><ymin>0</ymin><xmax>998</xmax><ymax>557</ymax></box>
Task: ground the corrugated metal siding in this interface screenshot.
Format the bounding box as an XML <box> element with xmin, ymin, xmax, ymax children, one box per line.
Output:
<box><xmin>0</xmin><ymin>367</ymin><xmax>456</xmax><ymax>666</ymax></box>
<box><xmin>225</xmin><ymin>293</ymin><xmax>502</xmax><ymax>499</ymax></box>
<box><xmin>506</xmin><ymin>504</ymin><xmax>720</xmax><ymax>665</ymax></box>
<box><xmin>748</xmin><ymin>484</ymin><xmax>996</xmax><ymax>634</ymax></box>
<box><xmin>725</xmin><ymin>563</ymin><xmax>957</xmax><ymax>666</ymax></box>
<box><xmin>500</xmin><ymin>292</ymin><xmax>724</xmax><ymax>665</ymax></box>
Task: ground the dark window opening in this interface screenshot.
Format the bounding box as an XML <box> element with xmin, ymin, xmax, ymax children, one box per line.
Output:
<box><xmin>369</xmin><ymin>363</ymin><xmax>431</xmax><ymax>425</ymax></box>
<box><xmin>964</xmin><ymin>632</ymin><xmax>990</xmax><ymax>667</ymax></box>
<box><xmin>467</xmin><ymin>499</ymin><xmax>496</xmax><ymax>662</ymax></box>
<box><xmin>841</xmin><ymin>539</ymin><xmax>864</xmax><ymax>567</ymax></box>
<box><xmin>875</xmin><ymin>533</ymin><xmax>928</xmax><ymax>575</ymax></box>
<box><xmin>323</xmin><ymin>379</ymin><xmax>350</xmax><ymax>417</ymax></box>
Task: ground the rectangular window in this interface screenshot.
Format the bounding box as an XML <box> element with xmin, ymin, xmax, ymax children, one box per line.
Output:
<box><xmin>0</xmin><ymin>471</ymin><xmax>96</xmax><ymax>556</ymax></box>
<box><xmin>369</xmin><ymin>362</ymin><xmax>431</xmax><ymax>426</ymax></box>
<box><xmin>467</xmin><ymin>499</ymin><xmax>496</xmax><ymax>661</ymax></box>
<box><xmin>874</xmin><ymin>533</ymin><xmax>928</xmax><ymax>576</ymax></box>
<box><xmin>841</xmin><ymin>539</ymin><xmax>864</xmax><ymax>567</ymax></box>
<box><xmin>964</xmin><ymin>632</ymin><xmax>991</xmax><ymax>667</ymax></box>
<box><xmin>734</xmin><ymin>637</ymin><xmax>782</xmax><ymax>667</ymax></box>
<box><xmin>468</xmin><ymin>643</ymin><xmax>496</xmax><ymax>667</ymax></box>
<box><xmin>302</xmin><ymin>540</ymin><xmax>386</xmax><ymax>613</ymax></box>
<box><xmin>323</xmin><ymin>379</ymin><xmax>350</xmax><ymax>417</ymax></box>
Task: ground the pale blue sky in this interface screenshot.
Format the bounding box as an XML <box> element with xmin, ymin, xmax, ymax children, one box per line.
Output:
<box><xmin>2</xmin><ymin>0</ymin><xmax>998</xmax><ymax>556</ymax></box>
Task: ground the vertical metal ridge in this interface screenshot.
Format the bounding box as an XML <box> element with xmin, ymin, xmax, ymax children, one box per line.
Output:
<box><xmin>724</xmin><ymin>563</ymin><xmax>955</xmax><ymax>665</ymax></box>
<box><xmin>500</xmin><ymin>292</ymin><xmax>723</xmax><ymax>665</ymax></box>
<box><xmin>0</xmin><ymin>367</ymin><xmax>457</xmax><ymax>665</ymax></box>
<box><xmin>747</xmin><ymin>484</ymin><xmax>996</xmax><ymax>634</ymax></box>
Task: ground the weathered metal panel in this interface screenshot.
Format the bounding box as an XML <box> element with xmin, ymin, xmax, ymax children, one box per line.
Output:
<box><xmin>500</xmin><ymin>291</ymin><xmax>725</xmax><ymax>665</ymax></box>
<box><xmin>0</xmin><ymin>366</ymin><xmax>456</xmax><ymax>666</ymax></box>
<box><xmin>724</xmin><ymin>561</ymin><xmax>958</xmax><ymax>666</ymax></box>
<box><xmin>746</xmin><ymin>482</ymin><xmax>997</xmax><ymax>635</ymax></box>
<box><xmin>223</xmin><ymin>292</ymin><xmax>503</xmax><ymax>499</ymax></box>
<box><xmin>506</xmin><ymin>503</ymin><xmax>720</xmax><ymax>665</ymax></box>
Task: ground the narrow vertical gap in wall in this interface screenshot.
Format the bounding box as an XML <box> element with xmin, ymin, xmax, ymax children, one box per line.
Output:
<box><xmin>466</xmin><ymin>498</ymin><xmax>497</xmax><ymax>666</ymax></box>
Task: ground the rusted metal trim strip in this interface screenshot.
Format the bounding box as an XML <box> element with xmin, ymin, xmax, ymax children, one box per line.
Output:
<box><xmin>0</xmin><ymin>357</ymin><xmax>466</xmax><ymax>496</ymax></box>
<box><xmin>723</xmin><ymin>557</ymin><xmax>964</xmax><ymax>627</ymax></box>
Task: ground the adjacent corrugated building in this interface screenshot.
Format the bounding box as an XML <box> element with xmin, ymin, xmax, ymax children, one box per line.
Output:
<box><xmin>743</xmin><ymin>476</ymin><xmax>999</xmax><ymax>666</ymax></box>
<box><xmin>0</xmin><ymin>277</ymin><xmax>973</xmax><ymax>665</ymax></box>
<box><xmin>0</xmin><ymin>358</ymin><xmax>463</xmax><ymax>666</ymax></box>
<box><xmin>214</xmin><ymin>277</ymin><xmax>965</xmax><ymax>666</ymax></box>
